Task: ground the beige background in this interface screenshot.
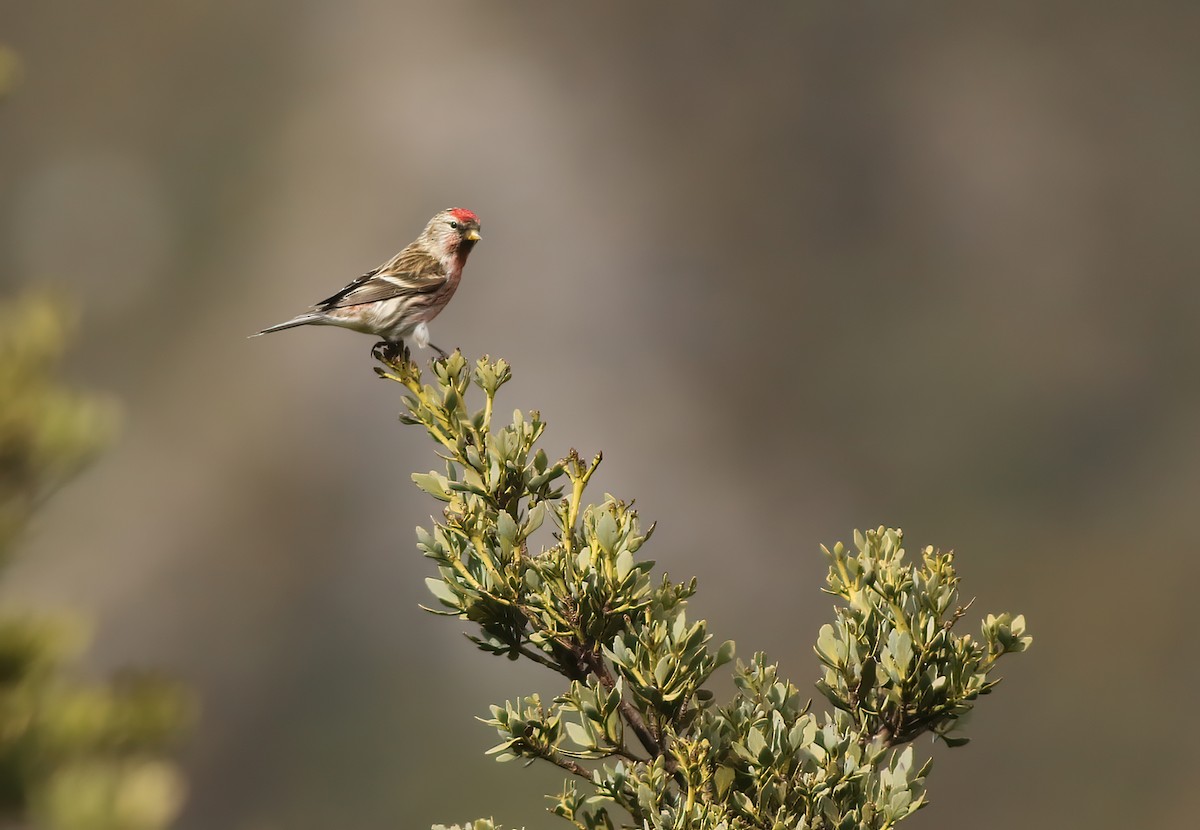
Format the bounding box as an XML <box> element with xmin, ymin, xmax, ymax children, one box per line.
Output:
<box><xmin>2</xmin><ymin>3</ymin><xmax>1197</xmax><ymax>828</ymax></box>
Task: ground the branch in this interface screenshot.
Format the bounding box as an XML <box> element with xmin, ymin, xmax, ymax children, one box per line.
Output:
<box><xmin>515</xmin><ymin>644</ymin><xmax>563</xmax><ymax>673</ymax></box>
<box><xmin>545</xmin><ymin>751</ymin><xmax>592</xmax><ymax>780</ymax></box>
<box><xmin>580</xmin><ymin>650</ymin><xmax>663</xmax><ymax>762</ymax></box>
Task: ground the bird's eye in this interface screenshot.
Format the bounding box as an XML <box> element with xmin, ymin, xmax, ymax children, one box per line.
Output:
<box><xmin>448</xmin><ymin>220</ymin><xmax>460</xmax><ymax>229</ymax></box>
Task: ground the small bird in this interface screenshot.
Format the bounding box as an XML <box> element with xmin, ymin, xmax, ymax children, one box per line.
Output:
<box><xmin>252</xmin><ymin>207</ymin><xmax>481</xmax><ymax>357</ymax></box>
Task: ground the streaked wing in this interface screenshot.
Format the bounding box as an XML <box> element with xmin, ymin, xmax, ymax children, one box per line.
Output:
<box><xmin>313</xmin><ymin>247</ymin><xmax>447</xmax><ymax>311</ymax></box>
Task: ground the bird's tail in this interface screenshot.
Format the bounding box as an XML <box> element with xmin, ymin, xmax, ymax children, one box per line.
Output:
<box><xmin>249</xmin><ymin>313</ymin><xmax>325</xmax><ymax>338</ymax></box>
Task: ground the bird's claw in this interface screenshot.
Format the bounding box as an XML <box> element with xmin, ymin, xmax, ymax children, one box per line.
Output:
<box><xmin>371</xmin><ymin>339</ymin><xmax>450</xmax><ymax>367</ymax></box>
<box><xmin>371</xmin><ymin>340</ymin><xmax>409</xmax><ymax>365</ymax></box>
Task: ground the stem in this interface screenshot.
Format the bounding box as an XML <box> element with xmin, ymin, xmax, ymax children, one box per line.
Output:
<box><xmin>835</xmin><ymin>552</ymin><xmax>853</xmax><ymax>591</ymax></box>
<box><xmin>888</xmin><ymin>600</ymin><xmax>911</xmax><ymax>635</ymax></box>
<box><xmin>623</xmin><ymin>698</ymin><xmax>664</xmax><ymax>763</ymax></box>
<box><xmin>471</xmin><ymin>531</ymin><xmax>508</xmax><ymax>588</ymax></box>
<box><xmin>516</xmin><ymin>644</ymin><xmax>562</xmax><ymax>673</ymax></box>
<box><xmin>870</xmin><ymin>720</ymin><xmax>896</xmax><ymax>746</ymax></box>
<box><xmin>564</xmin><ymin>480</ymin><xmax>583</xmax><ymax>560</ymax></box>
<box><xmin>563</xmin><ymin>451</ymin><xmax>602</xmax><ymax>559</ymax></box>
<box><xmin>545</xmin><ymin>751</ymin><xmax>592</xmax><ymax>780</ymax></box>
<box><xmin>442</xmin><ymin>550</ymin><xmax>487</xmax><ymax>594</ymax></box>
<box><xmin>397</xmin><ymin>375</ymin><xmax>460</xmax><ymax>458</ymax></box>
<box><xmin>681</xmin><ymin>775</ymin><xmax>697</xmax><ymax>826</ymax></box>
<box><xmin>482</xmin><ymin>387</ymin><xmax>494</xmax><ymax>435</ymax></box>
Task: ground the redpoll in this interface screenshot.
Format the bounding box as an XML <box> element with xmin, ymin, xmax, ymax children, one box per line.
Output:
<box><xmin>252</xmin><ymin>207</ymin><xmax>481</xmax><ymax>356</ymax></box>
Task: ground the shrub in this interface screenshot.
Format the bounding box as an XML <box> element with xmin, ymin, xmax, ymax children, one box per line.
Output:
<box><xmin>376</xmin><ymin>349</ymin><xmax>1031</xmax><ymax>830</ymax></box>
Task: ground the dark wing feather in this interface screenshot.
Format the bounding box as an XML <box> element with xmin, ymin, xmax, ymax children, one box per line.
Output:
<box><xmin>313</xmin><ymin>247</ymin><xmax>448</xmax><ymax>311</ymax></box>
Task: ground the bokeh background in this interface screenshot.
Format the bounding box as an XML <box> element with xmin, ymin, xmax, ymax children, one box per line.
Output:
<box><xmin>2</xmin><ymin>3</ymin><xmax>1198</xmax><ymax>828</ymax></box>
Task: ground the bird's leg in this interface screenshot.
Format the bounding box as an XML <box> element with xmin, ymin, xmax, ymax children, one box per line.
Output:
<box><xmin>371</xmin><ymin>340</ymin><xmax>408</xmax><ymax>365</ymax></box>
<box><xmin>430</xmin><ymin>342</ymin><xmax>449</xmax><ymax>360</ymax></box>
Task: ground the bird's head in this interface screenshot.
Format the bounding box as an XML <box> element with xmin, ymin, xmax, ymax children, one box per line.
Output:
<box><xmin>424</xmin><ymin>207</ymin><xmax>482</xmax><ymax>260</ymax></box>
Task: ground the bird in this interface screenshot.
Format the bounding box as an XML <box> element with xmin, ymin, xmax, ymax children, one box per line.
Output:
<box><xmin>252</xmin><ymin>207</ymin><xmax>481</xmax><ymax>358</ymax></box>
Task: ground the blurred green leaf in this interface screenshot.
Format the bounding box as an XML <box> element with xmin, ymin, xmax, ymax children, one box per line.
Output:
<box><xmin>0</xmin><ymin>294</ymin><xmax>189</xmax><ymax>830</ymax></box>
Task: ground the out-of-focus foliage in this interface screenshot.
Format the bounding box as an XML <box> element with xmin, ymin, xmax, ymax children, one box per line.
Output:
<box><xmin>0</xmin><ymin>294</ymin><xmax>190</xmax><ymax>830</ymax></box>
<box><xmin>0</xmin><ymin>45</ymin><xmax>20</xmax><ymax>100</ymax></box>
<box><xmin>0</xmin><ymin>295</ymin><xmax>117</xmax><ymax>552</ymax></box>
<box><xmin>377</xmin><ymin>348</ymin><xmax>1031</xmax><ymax>830</ymax></box>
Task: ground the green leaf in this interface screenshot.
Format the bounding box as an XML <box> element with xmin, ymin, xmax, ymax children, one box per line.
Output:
<box><xmin>886</xmin><ymin>629</ymin><xmax>913</xmax><ymax>678</ymax></box>
<box><xmin>496</xmin><ymin>511</ymin><xmax>518</xmax><ymax>552</ymax></box>
<box><xmin>653</xmin><ymin>656</ymin><xmax>673</xmax><ymax>686</ymax></box>
<box><xmin>412</xmin><ymin>472</ymin><xmax>452</xmax><ymax>501</ymax></box>
<box><xmin>424</xmin><ymin>578</ymin><xmax>460</xmax><ymax>609</ymax></box>
<box><xmin>525</xmin><ymin>502</ymin><xmax>546</xmax><ymax>535</ymax></box>
<box><xmin>745</xmin><ymin>727</ymin><xmax>766</xmax><ymax>757</ymax></box>
<box><xmin>714</xmin><ymin>765</ymin><xmax>735</xmax><ymax>798</ymax></box>
<box><xmin>615</xmin><ymin>549</ymin><xmax>633</xmax><ymax>581</ymax></box>
<box><xmin>594</xmin><ymin>511</ymin><xmax>619</xmax><ymax>554</ymax></box>
<box><xmin>564</xmin><ymin>720</ymin><xmax>593</xmax><ymax>748</ymax></box>
<box><xmin>815</xmin><ymin>624</ymin><xmax>843</xmax><ymax>666</ymax></box>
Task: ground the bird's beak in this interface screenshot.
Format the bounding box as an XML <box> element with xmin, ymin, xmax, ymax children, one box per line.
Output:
<box><xmin>465</xmin><ymin>229</ymin><xmax>482</xmax><ymax>242</ymax></box>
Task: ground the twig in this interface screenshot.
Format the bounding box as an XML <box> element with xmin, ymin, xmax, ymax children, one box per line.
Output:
<box><xmin>515</xmin><ymin>644</ymin><xmax>562</xmax><ymax>673</ymax></box>
<box><xmin>546</xmin><ymin>751</ymin><xmax>592</xmax><ymax>780</ymax></box>
<box><xmin>581</xmin><ymin>651</ymin><xmax>663</xmax><ymax>762</ymax></box>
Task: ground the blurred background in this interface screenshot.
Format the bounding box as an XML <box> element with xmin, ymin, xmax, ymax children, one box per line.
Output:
<box><xmin>2</xmin><ymin>2</ymin><xmax>1198</xmax><ymax>828</ymax></box>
